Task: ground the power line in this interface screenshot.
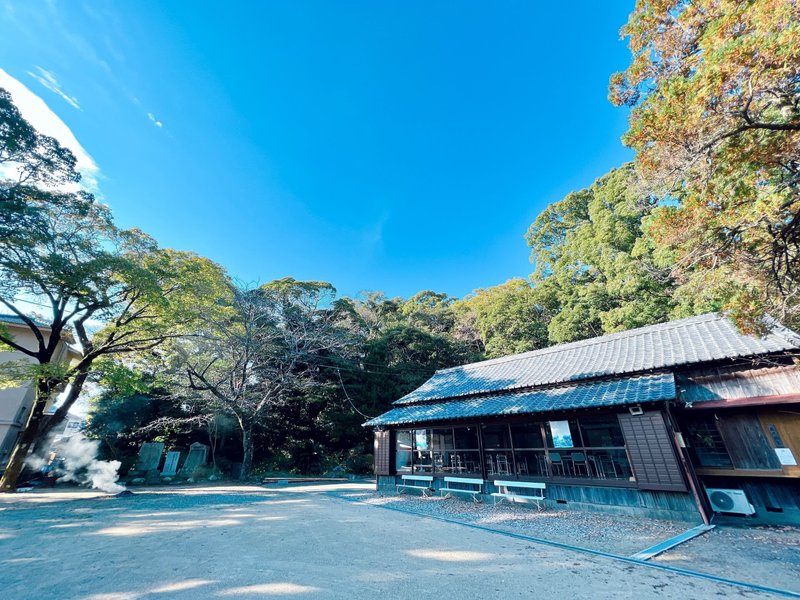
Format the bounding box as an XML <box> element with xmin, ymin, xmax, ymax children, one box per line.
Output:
<box><xmin>336</xmin><ymin>367</ymin><xmax>374</xmax><ymax>420</ymax></box>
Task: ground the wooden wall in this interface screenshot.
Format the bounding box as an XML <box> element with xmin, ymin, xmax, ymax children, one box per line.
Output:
<box><xmin>678</xmin><ymin>363</ymin><xmax>800</xmax><ymax>403</ymax></box>
<box><xmin>373</xmin><ymin>430</ymin><xmax>393</xmax><ymax>476</ymax></box>
<box><xmin>619</xmin><ymin>411</ymin><xmax>687</xmax><ymax>492</ymax></box>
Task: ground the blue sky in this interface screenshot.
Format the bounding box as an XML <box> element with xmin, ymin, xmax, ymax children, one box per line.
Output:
<box><xmin>0</xmin><ymin>1</ymin><xmax>633</xmax><ymax>300</ymax></box>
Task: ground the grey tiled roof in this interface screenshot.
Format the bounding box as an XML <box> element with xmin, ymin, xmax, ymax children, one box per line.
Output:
<box><xmin>0</xmin><ymin>313</ymin><xmax>49</xmax><ymax>328</ymax></box>
<box><xmin>365</xmin><ymin>372</ymin><xmax>675</xmax><ymax>427</ymax></box>
<box><xmin>394</xmin><ymin>313</ymin><xmax>800</xmax><ymax>406</ymax></box>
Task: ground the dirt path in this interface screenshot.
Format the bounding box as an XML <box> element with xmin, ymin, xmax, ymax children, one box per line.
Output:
<box><xmin>0</xmin><ymin>483</ymin><xmax>792</xmax><ymax>599</ymax></box>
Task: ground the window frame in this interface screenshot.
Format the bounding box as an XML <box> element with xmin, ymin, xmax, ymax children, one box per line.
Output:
<box><xmin>393</xmin><ymin>413</ymin><xmax>636</xmax><ymax>486</ymax></box>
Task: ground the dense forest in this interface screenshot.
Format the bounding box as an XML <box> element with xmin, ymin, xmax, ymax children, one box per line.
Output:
<box><xmin>1</xmin><ymin>1</ymin><xmax>798</xmax><ymax>486</ymax></box>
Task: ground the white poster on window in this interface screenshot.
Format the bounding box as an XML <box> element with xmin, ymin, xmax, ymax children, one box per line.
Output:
<box><xmin>775</xmin><ymin>448</ymin><xmax>797</xmax><ymax>466</ymax></box>
<box><xmin>549</xmin><ymin>420</ymin><xmax>573</xmax><ymax>448</ymax></box>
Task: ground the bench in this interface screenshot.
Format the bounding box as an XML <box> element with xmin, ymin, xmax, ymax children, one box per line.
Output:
<box><xmin>440</xmin><ymin>477</ymin><xmax>484</xmax><ymax>502</ymax></box>
<box><xmin>491</xmin><ymin>480</ymin><xmax>546</xmax><ymax>509</ymax></box>
<box><xmin>396</xmin><ymin>475</ymin><xmax>434</xmax><ymax>497</ymax></box>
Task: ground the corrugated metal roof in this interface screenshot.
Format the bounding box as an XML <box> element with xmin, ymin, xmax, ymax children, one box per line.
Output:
<box><xmin>394</xmin><ymin>313</ymin><xmax>800</xmax><ymax>406</ymax></box>
<box><xmin>365</xmin><ymin>372</ymin><xmax>675</xmax><ymax>427</ymax></box>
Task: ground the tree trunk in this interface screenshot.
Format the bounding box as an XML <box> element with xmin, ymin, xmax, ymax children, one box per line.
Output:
<box><xmin>29</xmin><ymin>368</ymin><xmax>90</xmax><ymax>456</ymax></box>
<box><xmin>0</xmin><ymin>381</ymin><xmax>52</xmax><ymax>492</ymax></box>
<box><xmin>37</xmin><ymin>369</ymin><xmax>90</xmax><ymax>446</ymax></box>
<box><xmin>240</xmin><ymin>426</ymin><xmax>253</xmax><ymax>481</ymax></box>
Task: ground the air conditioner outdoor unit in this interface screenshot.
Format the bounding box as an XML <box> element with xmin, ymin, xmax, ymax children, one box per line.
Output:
<box><xmin>705</xmin><ymin>488</ymin><xmax>755</xmax><ymax>515</ymax></box>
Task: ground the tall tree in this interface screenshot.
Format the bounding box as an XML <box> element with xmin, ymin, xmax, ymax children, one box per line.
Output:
<box><xmin>610</xmin><ymin>0</ymin><xmax>800</xmax><ymax>330</ymax></box>
<box><xmin>457</xmin><ymin>279</ymin><xmax>550</xmax><ymax>358</ymax></box>
<box><xmin>0</xmin><ymin>89</ymin><xmax>229</xmax><ymax>490</ymax></box>
<box><xmin>176</xmin><ymin>279</ymin><xmax>353</xmax><ymax>480</ymax></box>
<box><xmin>526</xmin><ymin>166</ymin><xmax>676</xmax><ymax>343</ymax></box>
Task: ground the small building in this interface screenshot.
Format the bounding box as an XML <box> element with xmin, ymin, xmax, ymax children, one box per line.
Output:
<box><xmin>365</xmin><ymin>313</ymin><xmax>800</xmax><ymax>525</ymax></box>
<box><xmin>0</xmin><ymin>314</ymin><xmax>82</xmax><ymax>471</ymax></box>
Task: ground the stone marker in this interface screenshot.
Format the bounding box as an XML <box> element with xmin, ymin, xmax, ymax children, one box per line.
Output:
<box><xmin>179</xmin><ymin>442</ymin><xmax>209</xmax><ymax>477</ymax></box>
<box><xmin>161</xmin><ymin>451</ymin><xmax>181</xmax><ymax>477</ymax></box>
<box><xmin>135</xmin><ymin>442</ymin><xmax>164</xmax><ymax>472</ymax></box>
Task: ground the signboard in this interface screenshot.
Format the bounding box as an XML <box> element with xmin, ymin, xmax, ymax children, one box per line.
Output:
<box><xmin>775</xmin><ymin>448</ymin><xmax>798</xmax><ymax>466</ymax></box>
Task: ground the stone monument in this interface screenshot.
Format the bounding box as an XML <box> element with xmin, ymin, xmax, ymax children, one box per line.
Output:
<box><xmin>179</xmin><ymin>442</ymin><xmax>209</xmax><ymax>477</ymax></box>
<box><xmin>161</xmin><ymin>450</ymin><xmax>182</xmax><ymax>477</ymax></box>
<box><xmin>135</xmin><ymin>442</ymin><xmax>164</xmax><ymax>473</ymax></box>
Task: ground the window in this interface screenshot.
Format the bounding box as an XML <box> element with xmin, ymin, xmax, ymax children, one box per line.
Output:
<box><xmin>580</xmin><ymin>416</ymin><xmax>625</xmax><ymax>447</ymax></box>
<box><xmin>682</xmin><ymin>415</ymin><xmax>733</xmax><ymax>468</ymax></box>
<box><xmin>393</xmin><ymin>414</ymin><xmax>634</xmax><ymax>483</ymax></box>
<box><xmin>546</xmin><ymin>419</ymin><xmax>581</xmax><ymax>448</ymax></box>
<box><xmin>510</xmin><ymin>423</ymin><xmax>547</xmax><ymax>477</ymax></box>
<box><xmin>545</xmin><ymin>416</ymin><xmax>632</xmax><ymax>481</ymax></box>
<box><xmin>681</xmin><ymin>413</ymin><xmax>782</xmax><ymax>470</ymax></box>
<box><xmin>449</xmin><ymin>427</ymin><xmax>480</xmax><ymax>475</ymax></box>
<box><xmin>394</xmin><ymin>427</ymin><xmax>482</xmax><ymax>475</ymax></box>
<box><xmin>395</xmin><ymin>430</ymin><xmax>412</xmax><ymax>473</ymax></box>
<box><xmin>482</xmin><ymin>424</ymin><xmax>513</xmax><ymax>476</ymax></box>
<box><xmin>412</xmin><ymin>429</ymin><xmax>433</xmax><ymax>473</ymax></box>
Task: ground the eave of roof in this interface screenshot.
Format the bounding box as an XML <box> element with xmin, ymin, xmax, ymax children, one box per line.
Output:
<box><xmin>0</xmin><ymin>313</ymin><xmax>51</xmax><ymax>330</ymax></box>
<box><xmin>365</xmin><ymin>372</ymin><xmax>675</xmax><ymax>428</ymax></box>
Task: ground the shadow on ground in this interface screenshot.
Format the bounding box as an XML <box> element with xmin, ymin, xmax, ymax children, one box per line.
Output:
<box><xmin>0</xmin><ymin>483</ymin><xmax>795</xmax><ymax>599</ymax></box>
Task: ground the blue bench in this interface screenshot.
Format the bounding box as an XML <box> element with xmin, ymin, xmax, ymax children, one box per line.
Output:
<box><xmin>440</xmin><ymin>476</ymin><xmax>484</xmax><ymax>502</ymax></box>
<box><xmin>396</xmin><ymin>474</ymin><xmax>434</xmax><ymax>497</ymax></box>
<box><xmin>491</xmin><ymin>480</ymin><xmax>546</xmax><ymax>509</ymax></box>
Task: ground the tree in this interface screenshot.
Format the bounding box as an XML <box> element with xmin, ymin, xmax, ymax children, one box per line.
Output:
<box><xmin>610</xmin><ymin>0</ymin><xmax>800</xmax><ymax>330</ymax></box>
<box><xmin>0</xmin><ymin>230</ymin><xmax>228</xmax><ymax>490</ymax></box>
<box><xmin>0</xmin><ymin>91</ymin><xmax>230</xmax><ymax>489</ymax></box>
<box><xmin>177</xmin><ymin>279</ymin><xmax>353</xmax><ymax>480</ymax></box>
<box><xmin>400</xmin><ymin>291</ymin><xmax>459</xmax><ymax>335</ymax></box>
<box><xmin>525</xmin><ymin>166</ymin><xmax>676</xmax><ymax>343</ymax></box>
<box><xmin>457</xmin><ymin>279</ymin><xmax>550</xmax><ymax>358</ymax></box>
<box><xmin>0</xmin><ymin>87</ymin><xmax>83</xmax><ymax>245</ymax></box>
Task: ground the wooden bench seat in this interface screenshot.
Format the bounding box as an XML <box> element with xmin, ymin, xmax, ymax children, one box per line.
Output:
<box><xmin>491</xmin><ymin>480</ymin><xmax>546</xmax><ymax>509</ymax></box>
<box><xmin>396</xmin><ymin>474</ymin><xmax>434</xmax><ymax>497</ymax></box>
<box><xmin>439</xmin><ymin>477</ymin><xmax>484</xmax><ymax>502</ymax></box>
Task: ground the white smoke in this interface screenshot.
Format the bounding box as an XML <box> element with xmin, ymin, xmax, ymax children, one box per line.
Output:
<box><xmin>27</xmin><ymin>435</ymin><xmax>125</xmax><ymax>494</ymax></box>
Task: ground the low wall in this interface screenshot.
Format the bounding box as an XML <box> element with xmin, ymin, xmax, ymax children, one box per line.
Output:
<box><xmin>376</xmin><ymin>475</ymin><xmax>702</xmax><ymax>523</ymax></box>
<box><xmin>699</xmin><ymin>475</ymin><xmax>800</xmax><ymax>526</ymax></box>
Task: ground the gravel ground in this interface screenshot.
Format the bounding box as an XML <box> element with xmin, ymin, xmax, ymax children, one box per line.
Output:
<box><xmin>336</xmin><ymin>490</ymin><xmax>800</xmax><ymax>593</ymax></box>
<box><xmin>343</xmin><ymin>490</ymin><xmax>686</xmax><ymax>555</ymax></box>
<box><xmin>653</xmin><ymin>524</ymin><xmax>800</xmax><ymax>592</ymax></box>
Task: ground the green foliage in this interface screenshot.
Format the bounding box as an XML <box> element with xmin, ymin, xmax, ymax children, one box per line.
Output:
<box><xmin>610</xmin><ymin>0</ymin><xmax>800</xmax><ymax>330</ymax></box>
<box><xmin>458</xmin><ymin>279</ymin><xmax>549</xmax><ymax>358</ymax></box>
<box><xmin>526</xmin><ymin>166</ymin><xmax>676</xmax><ymax>343</ymax></box>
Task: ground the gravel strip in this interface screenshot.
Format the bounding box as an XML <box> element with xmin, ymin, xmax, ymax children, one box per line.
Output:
<box><xmin>334</xmin><ymin>490</ymin><xmax>800</xmax><ymax>592</ymax></box>
<box><xmin>652</xmin><ymin>525</ymin><xmax>800</xmax><ymax>592</ymax></box>
<box><xmin>336</xmin><ymin>490</ymin><xmax>686</xmax><ymax>555</ymax></box>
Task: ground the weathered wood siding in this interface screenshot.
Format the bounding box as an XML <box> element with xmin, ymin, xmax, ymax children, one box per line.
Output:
<box><xmin>759</xmin><ymin>411</ymin><xmax>800</xmax><ymax>478</ymax></box>
<box><xmin>678</xmin><ymin>364</ymin><xmax>800</xmax><ymax>402</ymax></box>
<box><xmin>619</xmin><ymin>411</ymin><xmax>687</xmax><ymax>492</ymax></box>
<box><xmin>716</xmin><ymin>414</ymin><xmax>782</xmax><ymax>470</ymax></box>
<box><xmin>699</xmin><ymin>475</ymin><xmax>800</xmax><ymax>526</ymax></box>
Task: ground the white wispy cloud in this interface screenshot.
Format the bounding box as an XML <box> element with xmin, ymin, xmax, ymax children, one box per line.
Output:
<box><xmin>0</xmin><ymin>68</ymin><xmax>100</xmax><ymax>191</ymax></box>
<box><xmin>147</xmin><ymin>111</ymin><xmax>163</xmax><ymax>128</ymax></box>
<box><xmin>27</xmin><ymin>66</ymin><xmax>80</xmax><ymax>110</ymax></box>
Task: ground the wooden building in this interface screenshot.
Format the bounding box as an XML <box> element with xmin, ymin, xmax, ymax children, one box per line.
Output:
<box><xmin>365</xmin><ymin>313</ymin><xmax>800</xmax><ymax>525</ymax></box>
